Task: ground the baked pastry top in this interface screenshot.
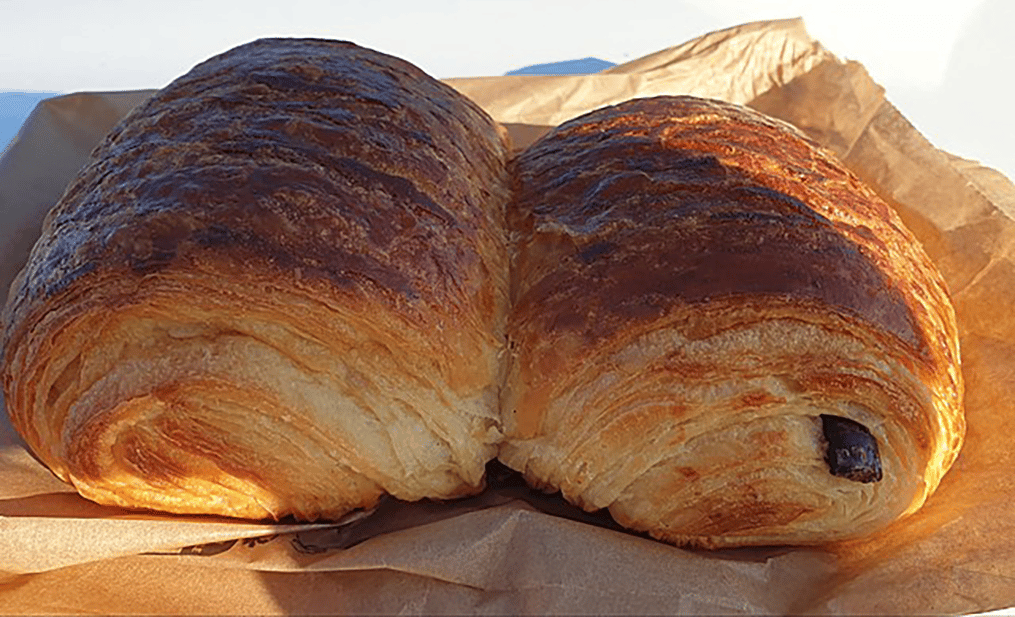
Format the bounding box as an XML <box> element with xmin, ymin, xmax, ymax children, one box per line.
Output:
<box><xmin>1</xmin><ymin>38</ymin><xmax>511</xmax><ymax>520</ymax></box>
<box><xmin>500</xmin><ymin>96</ymin><xmax>964</xmax><ymax>547</ymax></box>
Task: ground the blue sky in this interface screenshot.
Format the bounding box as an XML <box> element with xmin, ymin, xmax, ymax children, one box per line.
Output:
<box><xmin>1</xmin><ymin>92</ymin><xmax>56</xmax><ymax>153</ymax></box>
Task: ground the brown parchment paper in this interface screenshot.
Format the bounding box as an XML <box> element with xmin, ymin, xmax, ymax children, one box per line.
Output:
<box><xmin>2</xmin><ymin>18</ymin><xmax>1014</xmax><ymax>615</ymax></box>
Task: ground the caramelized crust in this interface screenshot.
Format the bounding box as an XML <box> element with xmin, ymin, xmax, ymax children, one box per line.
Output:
<box><xmin>501</xmin><ymin>96</ymin><xmax>963</xmax><ymax>547</ymax></box>
<box><xmin>1</xmin><ymin>38</ymin><xmax>511</xmax><ymax>520</ymax></box>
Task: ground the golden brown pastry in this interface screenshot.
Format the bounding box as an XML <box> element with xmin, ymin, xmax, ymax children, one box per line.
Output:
<box><xmin>1</xmin><ymin>38</ymin><xmax>511</xmax><ymax>520</ymax></box>
<box><xmin>500</xmin><ymin>96</ymin><xmax>964</xmax><ymax>547</ymax></box>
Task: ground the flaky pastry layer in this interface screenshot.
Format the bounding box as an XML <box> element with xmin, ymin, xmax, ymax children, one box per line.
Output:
<box><xmin>501</xmin><ymin>96</ymin><xmax>963</xmax><ymax>547</ymax></box>
<box><xmin>2</xmin><ymin>38</ymin><xmax>511</xmax><ymax>520</ymax></box>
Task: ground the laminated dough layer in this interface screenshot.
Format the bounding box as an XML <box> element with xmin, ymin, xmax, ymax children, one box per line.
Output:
<box><xmin>1</xmin><ymin>38</ymin><xmax>512</xmax><ymax>521</ymax></box>
<box><xmin>501</xmin><ymin>96</ymin><xmax>964</xmax><ymax>548</ymax></box>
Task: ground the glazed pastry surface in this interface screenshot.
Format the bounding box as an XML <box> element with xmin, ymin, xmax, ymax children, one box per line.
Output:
<box><xmin>501</xmin><ymin>96</ymin><xmax>964</xmax><ymax>547</ymax></box>
<box><xmin>1</xmin><ymin>38</ymin><xmax>511</xmax><ymax>520</ymax></box>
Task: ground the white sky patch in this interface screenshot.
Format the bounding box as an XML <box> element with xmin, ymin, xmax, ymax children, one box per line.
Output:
<box><xmin>688</xmin><ymin>0</ymin><xmax>983</xmax><ymax>90</ymax></box>
<box><xmin>0</xmin><ymin>0</ymin><xmax>977</xmax><ymax>91</ymax></box>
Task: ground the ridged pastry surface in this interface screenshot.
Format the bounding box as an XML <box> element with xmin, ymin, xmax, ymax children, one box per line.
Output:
<box><xmin>1</xmin><ymin>38</ymin><xmax>511</xmax><ymax>520</ymax></box>
<box><xmin>501</xmin><ymin>96</ymin><xmax>963</xmax><ymax>547</ymax></box>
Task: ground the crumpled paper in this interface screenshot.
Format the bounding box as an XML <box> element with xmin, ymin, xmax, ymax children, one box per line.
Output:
<box><xmin>2</xmin><ymin>17</ymin><xmax>1014</xmax><ymax>615</ymax></box>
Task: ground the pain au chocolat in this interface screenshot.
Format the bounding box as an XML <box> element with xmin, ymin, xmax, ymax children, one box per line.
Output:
<box><xmin>2</xmin><ymin>42</ymin><xmax>964</xmax><ymax>547</ymax></box>
<box><xmin>500</xmin><ymin>96</ymin><xmax>964</xmax><ymax>547</ymax></box>
<box><xmin>1</xmin><ymin>39</ymin><xmax>511</xmax><ymax>520</ymax></box>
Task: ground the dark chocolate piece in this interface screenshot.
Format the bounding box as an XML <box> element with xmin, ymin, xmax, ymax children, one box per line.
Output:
<box><xmin>820</xmin><ymin>414</ymin><xmax>883</xmax><ymax>483</ymax></box>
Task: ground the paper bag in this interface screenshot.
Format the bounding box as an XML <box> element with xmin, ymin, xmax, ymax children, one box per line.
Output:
<box><xmin>2</xmin><ymin>18</ymin><xmax>1014</xmax><ymax>615</ymax></box>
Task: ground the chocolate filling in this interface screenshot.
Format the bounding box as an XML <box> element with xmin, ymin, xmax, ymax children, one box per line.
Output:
<box><xmin>820</xmin><ymin>414</ymin><xmax>883</xmax><ymax>483</ymax></box>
